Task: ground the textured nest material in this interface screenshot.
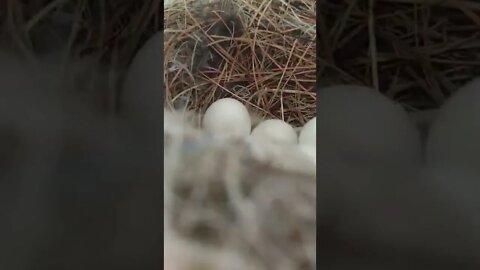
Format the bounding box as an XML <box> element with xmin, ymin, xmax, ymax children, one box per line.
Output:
<box><xmin>164</xmin><ymin>111</ymin><xmax>316</xmax><ymax>270</ymax></box>
<box><xmin>164</xmin><ymin>0</ymin><xmax>316</xmax><ymax>127</ymax></box>
<box><xmin>319</xmin><ymin>0</ymin><xmax>480</xmax><ymax>112</ymax></box>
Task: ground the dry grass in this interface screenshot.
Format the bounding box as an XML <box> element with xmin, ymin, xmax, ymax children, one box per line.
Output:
<box><xmin>3</xmin><ymin>0</ymin><xmax>479</xmax><ymax>114</ymax></box>
<box><xmin>1</xmin><ymin>0</ymin><xmax>162</xmax><ymax>62</ymax></box>
<box><xmin>164</xmin><ymin>0</ymin><xmax>316</xmax><ymax>127</ymax></box>
<box><xmin>319</xmin><ymin>0</ymin><xmax>480</xmax><ymax>112</ymax></box>
<box><xmin>0</xmin><ymin>0</ymin><xmax>164</xmax><ymax>113</ymax></box>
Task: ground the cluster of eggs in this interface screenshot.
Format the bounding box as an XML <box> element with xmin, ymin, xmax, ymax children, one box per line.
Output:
<box><xmin>317</xmin><ymin>80</ymin><xmax>480</xmax><ymax>177</ymax></box>
<box><xmin>120</xmin><ymin>29</ymin><xmax>316</xmax><ymax>165</ymax></box>
<box><xmin>202</xmin><ymin>98</ymin><xmax>316</xmax><ymax>164</ymax></box>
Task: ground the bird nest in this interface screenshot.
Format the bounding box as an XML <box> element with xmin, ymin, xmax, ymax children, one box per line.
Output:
<box><xmin>318</xmin><ymin>0</ymin><xmax>480</xmax><ymax>112</ymax></box>
<box><xmin>164</xmin><ymin>0</ymin><xmax>317</xmax><ymax>127</ymax></box>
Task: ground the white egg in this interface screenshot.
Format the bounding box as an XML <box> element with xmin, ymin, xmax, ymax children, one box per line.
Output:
<box><xmin>298</xmin><ymin>144</ymin><xmax>316</xmax><ymax>164</ymax></box>
<box><xmin>318</xmin><ymin>85</ymin><xmax>422</xmax><ymax>169</ymax></box>
<box><xmin>426</xmin><ymin>78</ymin><xmax>480</xmax><ymax>172</ymax></box>
<box><xmin>202</xmin><ymin>98</ymin><xmax>251</xmax><ymax>137</ymax></box>
<box><xmin>164</xmin><ymin>0</ymin><xmax>174</xmax><ymax>8</ymax></box>
<box><xmin>251</xmin><ymin>119</ymin><xmax>297</xmax><ymax>145</ymax></box>
<box><xmin>299</xmin><ymin>117</ymin><xmax>316</xmax><ymax>147</ymax></box>
<box><xmin>123</xmin><ymin>31</ymin><xmax>163</xmax><ymax>125</ymax></box>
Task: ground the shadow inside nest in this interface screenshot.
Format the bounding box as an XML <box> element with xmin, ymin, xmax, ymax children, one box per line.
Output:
<box><xmin>192</xmin><ymin>12</ymin><xmax>245</xmax><ymax>74</ymax></box>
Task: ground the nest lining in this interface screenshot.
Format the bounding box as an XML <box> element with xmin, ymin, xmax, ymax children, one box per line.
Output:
<box><xmin>164</xmin><ymin>0</ymin><xmax>317</xmax><ymax>128</ymax></box>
